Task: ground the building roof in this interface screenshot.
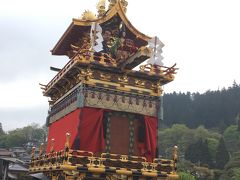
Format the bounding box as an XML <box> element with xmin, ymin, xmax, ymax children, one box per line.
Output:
<box><xmin>0</xmin><ymin>157</ymin><xmax>25</xmax><ymax>163</ymax></box>
<box><xmin>0</xmin><ymin>148</ymin><xmax>12</xmax><ymax>157</ymax></box>
<box><xmin>9</xmin><ymin>163</ymin><xmax>28</xmax><ymax>172</ymax></box>
<box><xmin>51</xmin><ymin>1</ymin><xmax>152</xmax><ymax>56</ymax></box>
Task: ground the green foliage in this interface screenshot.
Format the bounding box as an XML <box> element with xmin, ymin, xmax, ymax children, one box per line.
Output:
<box><xmin>177</xmin><ymin>160</ymin><xmax>214</xmax><ymax>180</ymax></box>
<box><xmin>215</xmin><ymin>138</ymin><xmax>230</xmax><ymax>169</ymax></box>
<box><xmin>0</xmin><ymin>124</ymin><xmax>47</xmax><ymax>148</ymax></box>
<box><xmin>232</xmin><ymin>168</ymin><xmax>240</xmax><ymax>180</ymax></box>
<box><xmin>0</xmin><ymin>123</ymin><xmax>4</xmax><ymax>135</ymax></box>
<box><xmin>207</xmin><ymin>138</ymin><xmax>218</xmax><ymax>159</ymax></box>
<box><xmin>223</xmin><ymin>125</ymin><xmax>240</xmax><ymax>154</ymax></box>
<box><xmin>224</xmin><ymin>152</ymin><xmax>240</xmax><ymax>171</ymax></box>
<box><xmin>193</xmin><ymin>166</ymin><xmax>214</xmax><ymax>180</ymax></box>
<box><xmin>163</xmin><ymin>82</ymin><xmax>240</xmax><ymax>129</ymax></box>
<box><xmin>159</xmin><ymin>124</ymin><xmax>220</xmax><ymax>165</ymax></box>
<box><xmin>159</xmin><ymin>124</ymin><xmax>195</xmax><ymax>157</ymax></box>
<box><xmin>0</xmin><ymin>134</ymin><xmax>7</xmax><ymax>147</ymax></box>
<box><xmin>5</xmin><ymin>129</ymin><xmax>27</xmax><ymax>147</ymax></box>
<box><xmin>213</xmin><ymin>169</ymin><xmax>224</xmax><ymax>180</ymax></box>
<box><xmin>179</xmin><ymin>172</ymin><xmax>196</xmax><ymax>180</ymax></box>
<box><xmin>185</xmin><ymin>139</ymin><xmax>213</xmax><ymax>168</ymax></box>
<box><xmin>177</xmin><ymin>160</ymin><xmax>195</xmax><ymax>173</ymax></box>
<box><xmin>219</xmin><ymin>152</ymin><xmax>240</xmax><ymax>179</ymax></box>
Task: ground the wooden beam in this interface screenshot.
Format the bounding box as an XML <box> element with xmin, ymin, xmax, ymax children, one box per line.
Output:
<box><xmin>50</xmin><ymin>66</ymin><xmax>61</xmax><ymax>72</ymax></box>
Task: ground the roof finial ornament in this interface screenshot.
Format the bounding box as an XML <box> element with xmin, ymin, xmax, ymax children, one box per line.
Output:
<box><xmin>147</xmin><ymin>36</ymin><xmax>164</xmax><ymax>66</ymax></box>
<box><xmin>120</xmin><ymin>0</ymin><xmax>128</xmax><ymax>12</ymax></box>
<box><xmin>108</xmin><ymin>0</ymin><xmax>128</xmax><ymax>12</ymax></box>
<box><xmin>97</xmin><ymin>0</ymin><xmax>106</xmax><ymax>18</ymax></box>
<box><xmin>108</xmin><ymin>0</ymin><xmax>117</xmax><ymax>10</ymax></box>
<box><xmin>81</xmin><ymin>10</ymin><xmax>97</xmax><ymax>20</ymax></box>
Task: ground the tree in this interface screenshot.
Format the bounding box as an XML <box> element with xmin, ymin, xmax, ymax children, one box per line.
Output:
<box><xmin>219</xmin><ymin>152</ymin><xmax>240</xmax><ymax>179</ymax></box>
<box><xmin>223</xmin><ymin>125</ymin><xmax>240</xmax><ymax>154</ymax></box>
<box><xmin>201</xmin><ymin>139</ymin><xmax>213</xmax><ymax>167</ymax></box>
<box><xmin>159</xmin><ymin>124</ymin><xmax>195</xmax><ymax>157</ymax></box>
<box><xmin>207</xmin><ymin>138</ymin><xmax>218</xmax><ymax>159</ymax></box>
<box><xmin>5</xmin><ymin>129</ymin><xmax>26</xmax><ymax>147</ymax></box>
<box><xmin>178</xmin><ymin>172</ymin><xmax>195</xmax><ymax>180</ymax></box>
<box><xmin>232</xmin><ymin>168</ymin><xmax>240</xmax><ymax>180</ymax></box>
<box><xmin>163</xmin><ymin>82</ymin><xmax>240</xmax><ymax>129</ymax></box>
<box><xmin>185</xmin><ymin>139</ymin><xmax>213</xmax><ymax>167</ymax></box>
<box><xmin>235</xmin><ymin>113</ymin><xmax>240</xmax><ymax>131</ymax></box>
<box><xmin>215</xmin><ymin>137</ymin><xmax>230</xmax><ymax>169</ymax></box>
<box><xmin>1</xmin><ymin>124</ymin><xmax>47</xmax><ymax>148</ymax></box>
<box><xmin>0</xmin><ymin>123</ymin><xmax>4</xmax><ymax>135</ymax></box>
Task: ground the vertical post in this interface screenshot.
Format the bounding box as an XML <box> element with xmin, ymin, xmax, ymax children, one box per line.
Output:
<box><xmin>105</xmin><ymin>112</ymin><xmax>111</xmax><ymax>153</ymax></box>
<box><xmin>157</xmin><ymin>95</ymin><xmax>163</xmax><ymax>157</ymax></box>
<box><xmin>3</xmin><ymin>161</ymin><xmax>9</xmax><ymax>180</ymax></box>
<box><xmin>77</xmin><ymin>83</ymin><xmax>85</xmax><ymax>108</ymax></box>
<box><xmin>0</xmin><ymin>159</ymin><xmax>3</xmax><ymax>179</ymax></box>
<box><xmin>65</xmin><ymin>133</ymin><xmax>71</xmax><ymax>149</ymax></box>
<box><xmin>39</xmin><ymin>143</ymin><xmax>44</xmax><ymax>156</ymax></box>
<box><xmin>172</xmin><ymin>145</ymin><xmax>178</xmax><ymax>174</ymax></box>
<box><xmin>31</xmin><ymin>147</ymin><xmax>36</xmax><ymax>160</ymax></box>
<box><xmin>50</xmin><ymin>139</ymin><xmax>55</xmax><ymax>153</ymax></box>
<box><xmin>64</xmin><ymin>133</ymin><xmax>71</xmax><ymax>164</ymax></box>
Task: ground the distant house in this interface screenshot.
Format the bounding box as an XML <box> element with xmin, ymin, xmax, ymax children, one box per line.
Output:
<box><xmin>0</xmin><ymin>148</ymin><xmax>12</xmax><ymax>157</ymax></box>
<box><xmin>0</xmin><ymin>148</ymin><xmax>33</xmax><ymax>179</ymax></box>
<box><xmin>10</xmin><ymin>147</ymin><xmax>26</xmax><ymax>157</ymax></box>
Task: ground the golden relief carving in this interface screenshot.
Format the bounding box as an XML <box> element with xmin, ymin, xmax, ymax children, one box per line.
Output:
<box><xmin>140</xmin><ymin>63</ymin><xmax>178</xmax><ymax>80</ymax></box>
<box><xmin>118</xmin><ymin>74</ymin><xmax>128</xmax><ymax>83</ymax></box>
<box><xmin>97</xmin><ymin>0</ymin><xmax>106</xmax><ymax>18</ymax></box>
<box><xmin>81</xmin><ymin>10</ymin><xmax>97</xmax><ymax>20</ymax></box>
<box><xmin>30</xmin><ymin>142</ymin><xmax>177</xmax><ymax>179</ymax></box>
<box><xmin>46</xmin><ymin>65</ymin><xmax>167</xmax><ymax>103</ymax></box>
<box><xmin>85</xmin><ymin>90</ymin><xmax>157</xmax><ymax>117</ymax></box>
<box><xmin>69</xmin><ymin>17</ymin><xmax>138</xmax><ymax>66</ymax></box>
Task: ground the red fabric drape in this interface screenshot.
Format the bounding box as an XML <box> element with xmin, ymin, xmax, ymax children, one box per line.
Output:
<box><xmin>46</xmin><ymin>107</ymin><xmax>105</xmax><ymax>154</ymax></box>
<box><xmin>138</xmin><ymin>116</ymin><xmax>157</xmax><ymax>162</ymax></box>
<box><xmin>78</xmin><ymin>107</ymin><xmax>105</xmax><ymax>153</ymax></box>
<box><xmin>46</xmin><ymin>109</ymin><xmax>81</xmax><ymax>153</ymax></box>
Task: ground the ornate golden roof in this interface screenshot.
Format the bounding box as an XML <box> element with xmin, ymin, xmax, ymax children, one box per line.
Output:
<box><xmin>51</xmin><ymin>1</ymin><xmax>152</xmax><ymax>56</ymax></box>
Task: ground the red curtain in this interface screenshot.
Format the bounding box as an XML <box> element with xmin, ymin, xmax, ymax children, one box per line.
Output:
<box><xmin>46</xmin><ymin>107</ymin><xmax>105</xmax><ymax>154</ymax></box>
<box><xmin>78</xmin><ymin>107</ymin><xmax>105</xmax><ymax>153</ymax></box>
<box><xmin>138</xmin><ymin>116</ymin><xmax>157</xmax><ymax>162</ymax></box>
<box><xmin>46</xmin><ymin>109</ymin><xmax>81</xmax><ymax>153</ymax></box>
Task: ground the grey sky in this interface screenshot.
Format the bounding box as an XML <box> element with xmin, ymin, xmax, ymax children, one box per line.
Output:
<box><xmin>0</xmin><ymin>0</ymin><xmax>240</xmax><ymax>131</ymax></box>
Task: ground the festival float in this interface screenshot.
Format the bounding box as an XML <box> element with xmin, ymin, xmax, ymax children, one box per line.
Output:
<box><xmin>29</xmin><ymin>0</ymin><xmax>179</xmax><ymax>179</ymax></box>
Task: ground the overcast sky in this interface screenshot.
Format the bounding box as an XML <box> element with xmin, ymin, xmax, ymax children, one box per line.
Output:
<box><xmin>0</xmin><ymin>0</ymin><xmax>240</xmax><ymax>131</ymax></box>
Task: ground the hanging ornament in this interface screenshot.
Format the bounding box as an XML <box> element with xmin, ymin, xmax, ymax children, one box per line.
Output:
<box><xmin>90</xmin><ymin>22</ymin><xmax>104</xmax><ymax>52</ymax></box>
<box><xmin>147</xmin><ymin>36</ymin><xmax>164</xmax><ymax>66</ymax></box>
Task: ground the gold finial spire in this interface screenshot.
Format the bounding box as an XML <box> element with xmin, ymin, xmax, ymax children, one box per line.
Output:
<box><xmin>108</xmin><ymin>0</ymin><xmax>128</xmax><ymax>12</ymax></box>
<box><xmin>39</xmin><ymin>143</ymin><xmax>44</xmax><ymax>156</ymax></box>
<box><xmin>65</xmin><ymin>132</ymin><xmax>71</xmax><ymax>149</ymax></box>
<box><xmin>120</xmin><ymin>0</ymin><xmax>128</xmax><ymax>12</ymax></box>
<box><xmin>108</xmin><ymin>0</ymin><xmax>117</xmax><ymax>10</ymax></box>
<box><xmin>50</xmin><ymin>138</ymin><xmax>55</xmax><ymax>153</ymax></box>
<box><xmin>81</xmin><ymin>10</ymin><xmax>97</xmax><ymax>20</ymax></box>
<box><xmin>31</xmin><ymin>146</ymin><xmax>36</xmax><ymax>159</ymax></box>
<box><xmin>97</xmin><ymin>0</ymin><xmax>106</xmax><ymax>18</ymax></box>
<box><xmin>172</xmin><ymin>145</ymin><xmax>178</xmax><ymax>174</ymax></box>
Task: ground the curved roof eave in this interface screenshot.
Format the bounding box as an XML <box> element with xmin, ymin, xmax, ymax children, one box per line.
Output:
<box><xmin>73</xmin><ymin>1</ymin><xmax>152</xmax><ymax>42</ymax></box>
<box><xmin>52</xmin><ymin>1</ymin><xmax>162</xmax><ymax>55</ymax></box>
<box><xmin>51</xmin><ymin>22</ymin><xmax>75</xmax><ymax>55</ymax></box>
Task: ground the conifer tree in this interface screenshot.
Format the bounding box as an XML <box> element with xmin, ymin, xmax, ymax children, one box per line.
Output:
<box><xmin>201</xmin><ymin>139</ymin><xmax>213</xmax><ymax>167</ymax></box>
<box><xmin>0</xmin><ymin>123</ymin><xmax>4</xmax><ymax>135</ymax></box>
<box><xmin>185</xmin><ymin>139</ymin><xmax>213</xmax><ymax>167</ymax></box>
<box><xmin>235</xmin><ymin>113</ymin><xmax>240</xmax><ymax>131</ymax></box>
<box><xmin>215</xmin><ymin>137</ymin><xmax>230</xmax><ymax>169</ymax></box>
